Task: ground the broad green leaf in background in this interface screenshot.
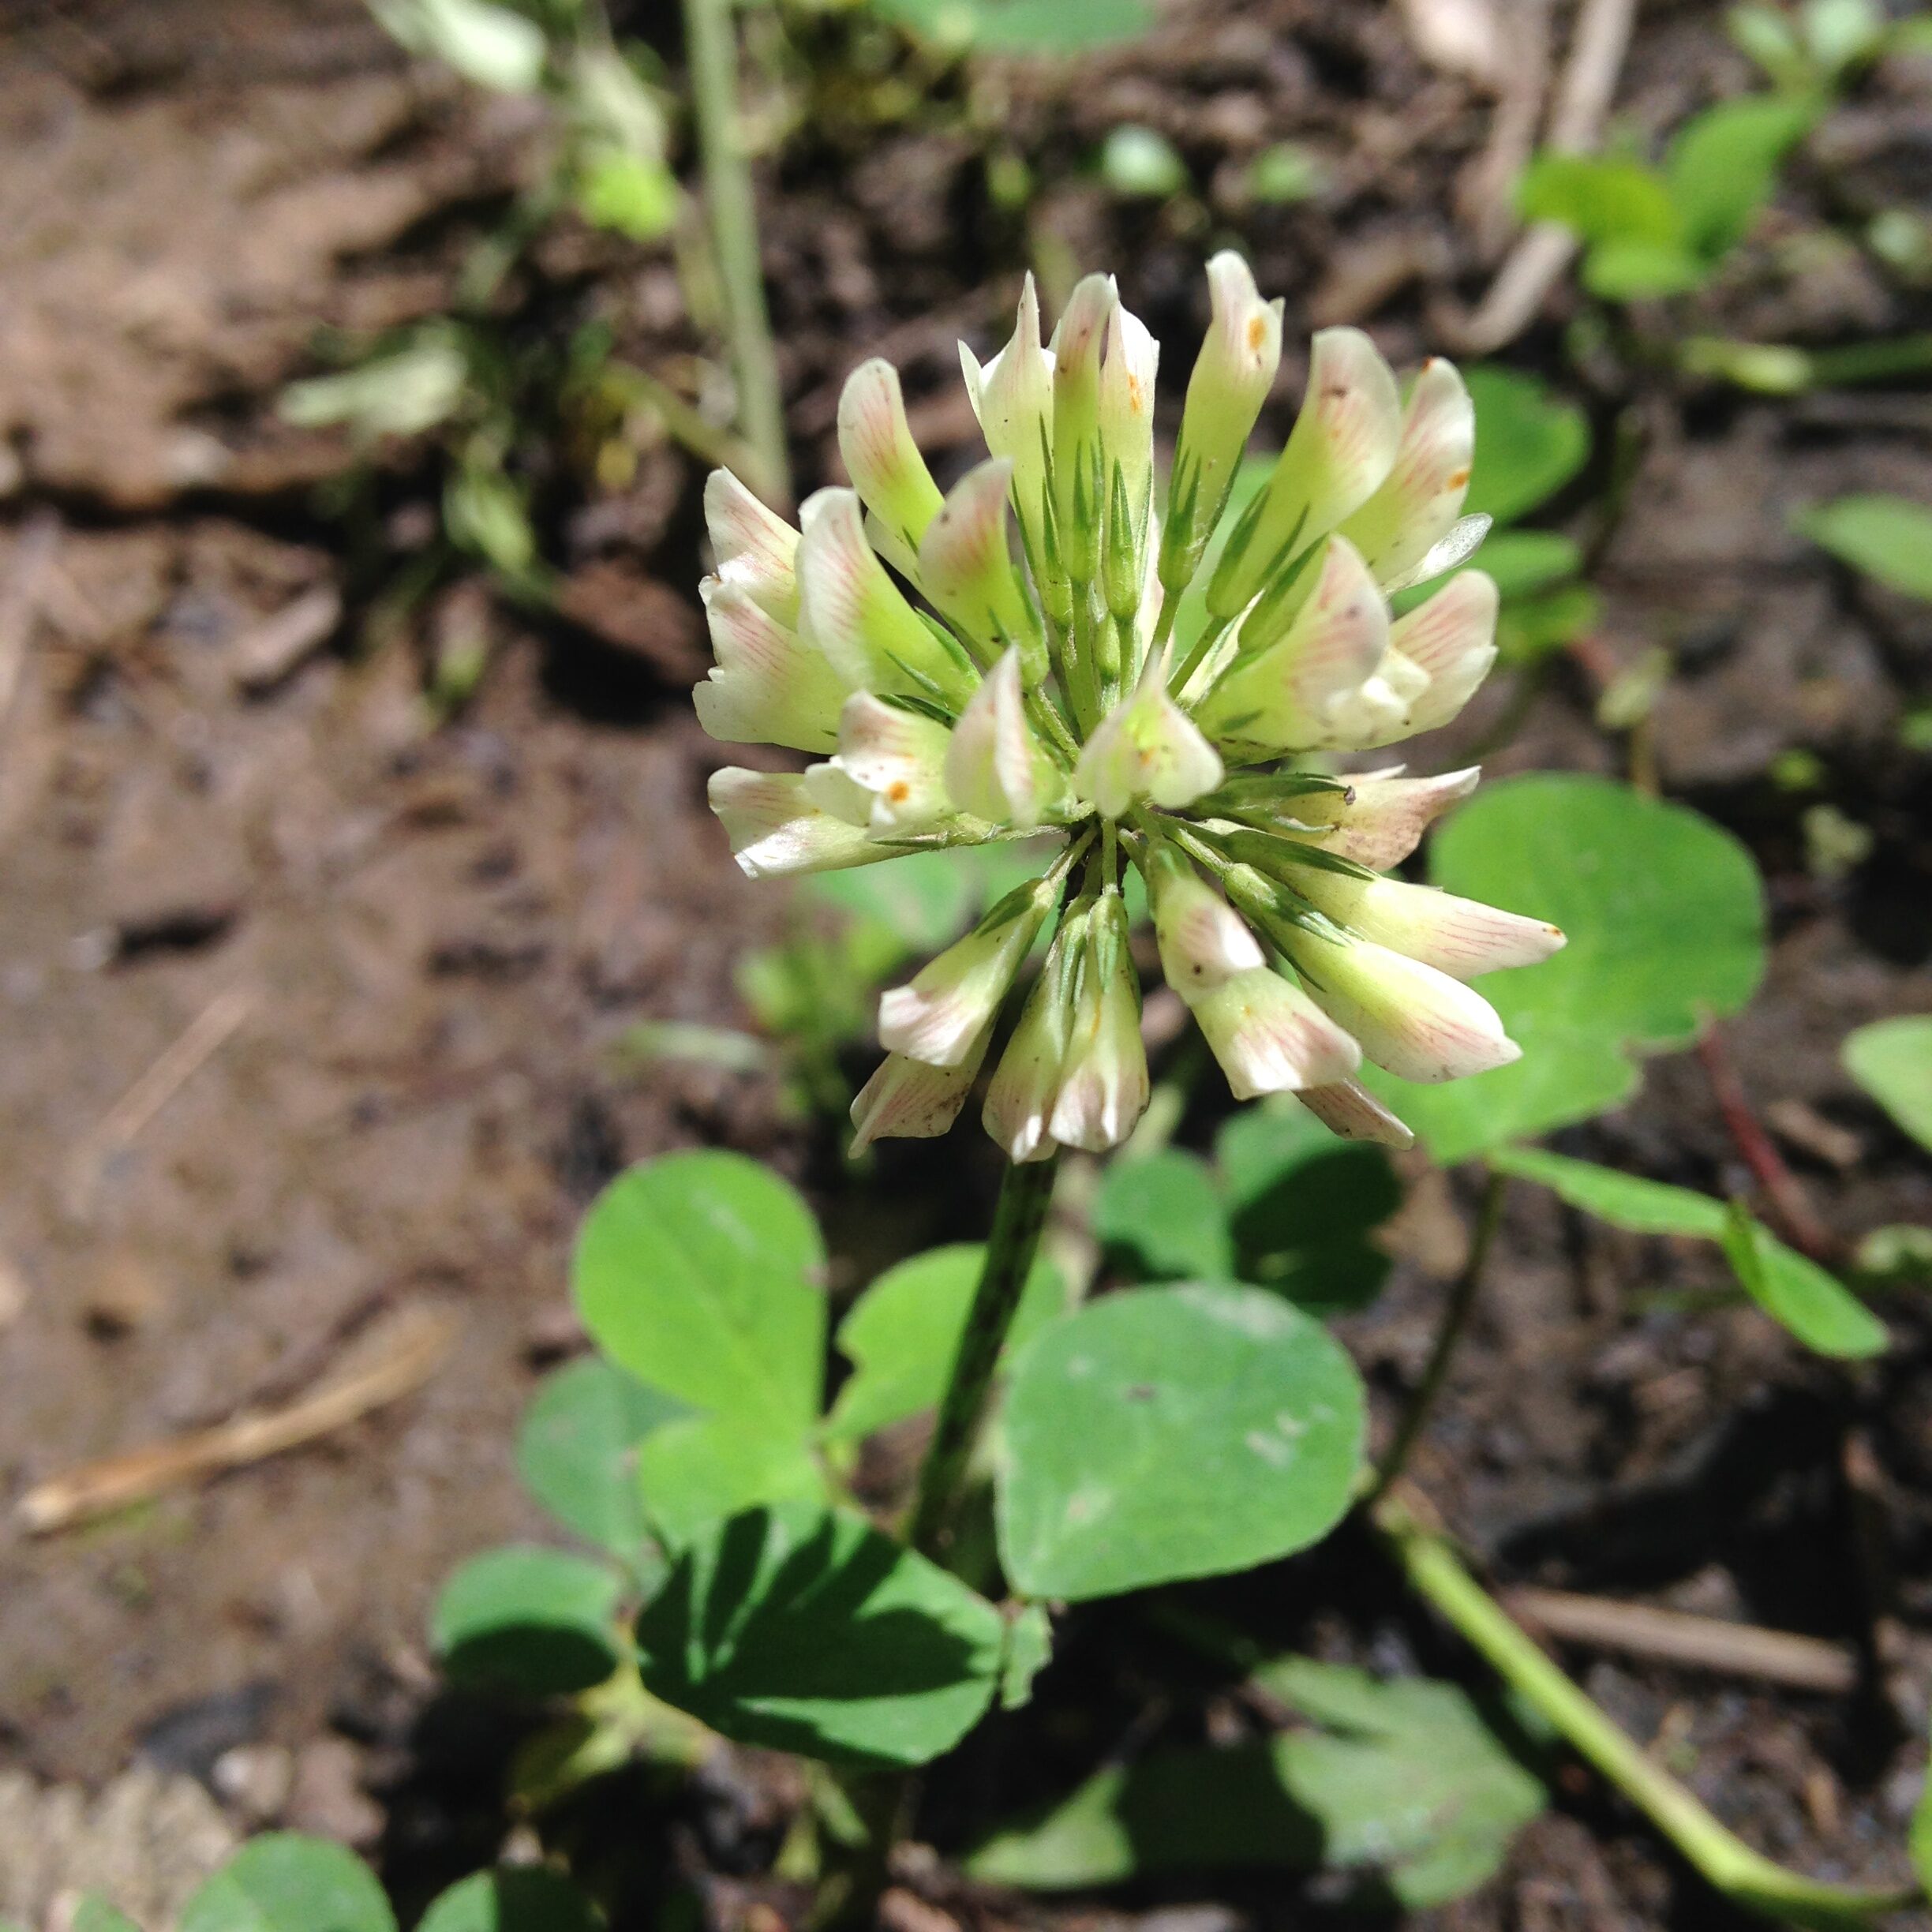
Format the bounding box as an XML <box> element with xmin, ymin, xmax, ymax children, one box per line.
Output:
<box><xmin>1486</xmin><ymin>1146</ymin><xmax>1728</xmax><ymax>1237</ymax></box>
<box><xmin>1582</xmin><ymin>238</ymin><xmax>1708</xmax><ymax>301</ymax></box>
<box><xmin>575</xmin><ymin>1151</ymin><xmax>826</xmax><ymax>1434</ymax></box>
<box><xmin>517</xmin><ymin>1357</ymin><xmax>687</xmax><ymax>1560</ymax></box>
<box><xmin>432</xmin><ymin>1546</ymin><xmax>623</xmax><ymax>1696</ymax></box>
<box><xmin>1664</xmin><ymin>92</ymin><xmax>1818</xmax><ymax>259</ymax></box>
<box><xmin>635</xmin><ymin>1413</ymin><xmax>826</xmax><ymax>1546</ymax></box>
<box><xmin>1369</xmin><ymin>776</ymin><xmax>1767</xmax><ymax>1162</ymax></box>
<box><xmin>1489</xmin><ymin>1147</ymin><xmax>1883</xmax><ymax>1356</ymax></box>
<box><xmin>1099</xmin><ymin>125</ymin><xmax>1190</xmax><ymax>199</ymax></box>
<box><xmin>417</xmin><ymin>1869</ymin><xmax>605</xmax><ymax>1932</ymax></box>
<box><xmin>1518</xmin><ymin>152</ymin><xmax>1682</xmax><ymax>251</ymax></box>
<box><xmin>73</xmin><ymin>1904</ymin><xmax>140</xmax><ymax>1932</ymax></box>
<box><xmin>1474</xmin><ymin>530</ymin><xmax>1586</xmax><ymax>598</ymax></box>
<box><xmin>1461</xmin><ymin>369</ymin><xmax>1591</xmax><ymax>526</ymax></box>
<box><xmin>1721</xmin><ymin>1204</ymin><xmax>1886</xmax><ymax>1357</ymax></box>
<box><xmin>1092</xmin><ymin>1149</ymin><xmax>1234</xmax><ymax>1282</ymax></box>
<box><xmin>996</xmin><ymin>1282</ymin><xmax>1365</xmax><ymax>1601</ymax></box>
<box><xmin>969</xmin><ymin>1657</ymin><xmax>1542</xmax><ymax>1907</ymax></box>
<box><xmin>825</xmin><ymin>1244</ymin><xmax>1067</xmax><ymax>1443</ymax></box>
<box><xmin>1843</xmin><ymin>1016</ymin><xmax>1932</xmax><ymax>1152</ymax></box>
<box><xmin>870</xmin><ymin>0</ymin><xmax>1156</xmax><ymax>54</ymax></box>
<box><xmin>1216</xmin><ymin>1106</ymin><xmax>1401</xmax><ymax>1314</ymax></box>
<box><xmin>179</xmin><ymin>1836</ymin><xmax>397</xmax><ymax>1932</ymax></box>
<box><xmin>634</xmin><ymin>1503</ymin><xmax>1005</xmax><ymax>1766</ymax></box>
<box><xmin>1798</xmin><ymin>495</ymin><xmax>1932</xmax><ymax>601</ymax></box>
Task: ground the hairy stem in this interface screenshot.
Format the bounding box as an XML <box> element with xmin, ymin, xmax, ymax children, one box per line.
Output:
<box><xmin>907</xmin><ymin>1155</ymin><xmax>1060</xmax><ymax>1560</ymax></box>
<box><xmin>1365</xmin><ymin>1170</ymin><xmax>1507</xmax><ymax>1507</ymax></box>
<box><xmin>1375</xmin><ymin>1488</ymin><xmax>1918</xmax><ymax>1929</ymax></box>
<box><xmin>683</xmin><ymin>0</ymin><xmax>791</xmax><ymax>508</ymax></box>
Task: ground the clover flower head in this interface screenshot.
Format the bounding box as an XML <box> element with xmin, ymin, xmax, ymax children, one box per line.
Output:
<box><xmin>697</xmin><ymin>256</ymin><xmax>1565</xmax><ymax>1159</ymax></box>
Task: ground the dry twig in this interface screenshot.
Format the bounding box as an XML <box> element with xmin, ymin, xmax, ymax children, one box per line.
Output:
<box><xmin>17</xmin><ymin>1305</ymin><xmax>458</xmax><ymax>1533</ymax></box>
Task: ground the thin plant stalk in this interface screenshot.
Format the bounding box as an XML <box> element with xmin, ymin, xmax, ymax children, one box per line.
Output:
<box><xmin>906</xmin><ymin>1155</ymin><xmax>1061</xmax><ymax>1561</ymax></box>
<box><xmin>1375</xmin><ymin>1488</ymin><xmax>1919</xmax><ymax>1930</ymax></box>
<box><xmin>1364</xmin><ymin>1170</ymin><xmax>1507</xmax><ymax>1508</ymax></box>
<box><xmin>683</xmin><ymin>0</ymin><xmax>792</xmax><ymax>508</ymax></box>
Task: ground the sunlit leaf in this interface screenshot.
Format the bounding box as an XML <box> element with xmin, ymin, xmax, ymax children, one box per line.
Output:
<box><xmin>871</xmin><ymin>0</ymin><xmax>1157</xmax><ymax>53</ymax></box>
<box><xmin>575</xmin><ymin>1152</ymin><xmax>826</xmax><ymax>1434</ymax></box>
<box><xmin>1486</xmin><ymin>1146</ymin><xmax>1728</xmax><ymax>1237</ymax></box>
<box><xmin>517</xmin><ymin>1357</ymin><xmax>687</xmax><ymax>1560</ymax></box>
<box><xmin>179</xmin><ymin>1836</ymin><xmax>396</xmax><ymax>1932</ymax></box>
<box><xmin>997</xmin><ymin>1282</ymin><xmax>1365</xmax><ymax>1600</ymax></box>
<box><xmin>825</xmin><ymin>1243</ymin><xmax>1067</xmax><ymax>1443</ymax></box>
<box><xmin>969</xmin><ymin>1656</ymin><xmax>1542</xmax><ymax>1906</ymax></box>
<box><xmin>418</xmin><ymin>1869</ymin><xmax>604</xmax><ymax>1932</ymax></box>
<box><xmin>1368</xmin><ymin>777</ymin><xmax>1766</xmax><ymax>1162</ymax></box>
<box><xmin>1518</xmin><ymin>153</ymin><xmax>1682</xmax><ymax>250</ymax></box>
<box><xmin>1720</xmin><ymin>1204</ymin><xmax>1886</xmax><ymax>1357</ymax></box>
<box><xmin>432</xmin><ymin>1546</ymin><xmax>623</xmax><ymax>1696</ymax></box>
<box><xmin>634</xmin><ymin>1503</ymin><xmax>1005</xmax><ymax>1766</ymax></box>
<box><xmin>1798</xmin><ymin>496</ymin><xmax>1932</xmax><ymax>602</ymax></box>
<box><xmin>1461</xmin><ymin>369</ymin><xmax>1590</xmax><ymax>526</ymax></box>
<box><xmin>635</xmin><ymin>1413</ymin><xmax>826</xmax><ymax>1545</ymax></box>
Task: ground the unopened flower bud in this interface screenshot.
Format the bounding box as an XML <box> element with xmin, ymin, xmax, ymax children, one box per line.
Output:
<box><xmin>796</xmin><ymin>489</ymin><xmax>979</xmax><ymax>711</ymax></box>
<box><xmin>983</xmin><ymin>903</ymin><xmax>1087</xmax><ymax>1164</ymax></box>
<box><xmin>850</xmin><ymin>1027</ymin><xmax>991</xmax><ymax>1152</ymax></box>
<box><xmin>838</xmin><ymin>358</ymin><xmax>946</xmax><ymax>577</ymax></box>
<box><xmin>1076</xmin><ymin>670</ymin><xmax>1223</xmax><ymax>819</ymax></box>
<box><xmin>709</xmin><ymin>768</ymin><xmax>889</xmax><ymax>879</ymax></box>
<box><xmin>1208</xmin><ymin>327</ymin><xmax>1402</xmax><ymax>620</ymax></box>
<box><xmin>1050</xmin><ymin>275</ymin><xmax>1118</xmax><ymax>586</ymax></box>
<box><xmin>960</xmin><ymin>275</ymin><xmax>1059</xmax><ymax>603</ymax></box>
<box><xmin>1161</xmin><ymin>253</ymin><xmax>1282</xmax><ymax>596</ymax></box>
<box><xmin>1047</xmin><ymin>890</ymin><xmax>1149</xmax><ymax>1152</ymax></box>
<box><xmin>878</xmin><ymin>874</ymin><xmax>1058</xmax><ymax>1067</ymax></box>
<box><xmin>918</xmin><ymin>459</ymin><xmax>1049</xmax><ymax>686</ymax></box>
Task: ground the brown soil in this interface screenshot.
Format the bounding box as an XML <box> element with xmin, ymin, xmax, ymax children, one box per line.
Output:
<box><xmin>2</xmin><ymin>0</ymin><xmax>1930</xmax><ymax>1926</ymax></box>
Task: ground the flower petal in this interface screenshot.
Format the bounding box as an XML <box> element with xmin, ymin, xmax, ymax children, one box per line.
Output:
<box><xmin>850</xmin><ymin>1028</ymin><xmax>991</xmax><ymax>1152</ymax></box>
<box><xmin>704</xmin><ymin>468</ymin><xmax>799</xmax><ymax>626</ymax></box>
<box><xmin>1207</xmin><ymin>327</ymin><xmax>1402</xmax><ymax>620</ymax></box>
<box><xmin>824</xmin><ymin>691</ymin><xmax>957</xmax><ymax>833</ymax></box>
<box><xmin>1281</xmin><ymin>927</ymin><xmax>1522</xmax><ymax>1083</ymax></box>
<box><xmin>944</xmin><ymin>646</ymin><xmax>1054</xmax><ymax>828</ymax></box>
<box><xmin>1335</xmin><ymin>358</ymin><xmax>1475</xmax><ymax>590</ymax></box>
<box><xmin>1076</xmin><ymin>670</ymin><xmax>1224</xmax><ymax>818</ymax></box>
<box><xmin>1286</xmin><ymin>871</ymin><xmax>1567</xmax><ymax>979</ymax></box>
<box><xmin>1297</xmin><ymin>1077</ymin><xmax>1416</xmax><ymax>1148</ymax></box>
<box><xmin>1148</xmin><ymin>842</ymin><xmax>1266</xmax><ymax>1001</ymax></box>
<box><xmin>693</xmin><ymin>577</ymin><xmax>846</xmax><ymax>754</ymax></box>
<box><xmin>838</xmin><ymin>358</ymin><xmax>945</xmax><ymax>576</ymax></box>
<box><xmin>707</xmin><ymin>767</ymin><xmax>895</xmax><ymax>878</ymax></box>
<box><xmin>1192</xmin><ymin>965</ymin><xmax>1361</xmax><ymax>1099</ymax></box>
<box><xmin>1282</xmin><ymin>766</ymin><xmax>1479</xmax><ymax>869</ymax></box>
<box><xmin>796</xmin><ymin>488</ymin><xmax>979</xmax><ymax>710</ymax></box>
<box><xmin>919</xmin><ymin>459</ymin><xmax>1048</xmax><ymax>684</ymax></box>
<box><xmin>878</xmin><ymin>872</ymin><xmax>1058</xmax><ymax>1067</ymax></box>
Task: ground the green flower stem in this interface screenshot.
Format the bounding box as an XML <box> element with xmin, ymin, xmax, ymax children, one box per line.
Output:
<box><xmin>1166</xmin><ymin>612</ymin><xmax>1234</xmax><ymax>700</ymax></box>
<box><xmin>906</xmin><ymin>1155</ymin><xmax>1061</xmax><ymax>1561</ymax></box>
<box><xmin>1363</xmin><ymin>1170</ymin><xmax>1507</xmax><ymax>1508</ymax></box>
<box><xmin>683</xmin><ymin>0</ymin><xmax>791</xmax><ymax>509</ymax></box>
<box><xmin>1374</xmin><ymin>1489</ymin><xmax>1919</xmax><ymax>1930</ymax></box>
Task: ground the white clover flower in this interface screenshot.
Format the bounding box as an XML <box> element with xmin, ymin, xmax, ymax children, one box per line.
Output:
<box><xmin>696</xmin><ymin>255</ymin><xmax>1565</xmax><ymax>1156</ymax></box>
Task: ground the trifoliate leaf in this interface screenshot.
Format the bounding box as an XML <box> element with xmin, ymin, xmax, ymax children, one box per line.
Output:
<box><xmin>179</xmin><ymin>1837</ymin><xmax>395</xmax><ymax>1932</ymax></box>
<box><xmin>633</xmin><ymin>1503</ymin><xmax>1005</xmax><ymax>1766</ymax></box>
<box><xmin>996</xmin><ymin>1282</ymin><xmax>1365</xmax><ymax>1601</ymax></box>
<box><xmin>1369</xmin><ymin>776</ymin><xmax>1766</xmax><ymax>1163</ymax></box>
<box><xmin>574</xmin><ymin>1152</ymin><xmax>826</xmax><ymax>1435</ymax></box>
<box><xmin>432</xmin><ymin>1546</ymin><xmax>623</xmax><ymax>1697</ymax></box>
<box><xmin>968</xmin><ymin>1656</ymin><xmax>1542</xmax><ymax>1907</ymax></box>
<box><xmin>635</xmin><ymin>1413</ymin><xmax>826</xmax><ymax>1546</ymax></box>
